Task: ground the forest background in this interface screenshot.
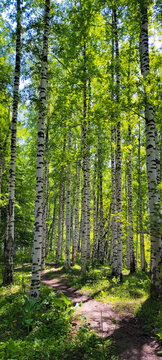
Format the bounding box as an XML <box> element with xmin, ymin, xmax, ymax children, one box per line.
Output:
<box><xmin>0</xmin><ymin>0</ymin><xmax>161</xmax><ymax>358</ymax></box>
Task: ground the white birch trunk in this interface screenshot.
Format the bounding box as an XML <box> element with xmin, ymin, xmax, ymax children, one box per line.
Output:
<box><xmin>138</xmin><ymin>122</ymin><xmax>146</xmax><ymax>271</ymax></box>
<box><xmin>72</xmin><ymin>166</ymin><xmax>80</xmax><ymax>266</ymax></box>
<box><xmin>42</xmin><ymin>124</ymin><xmax>49</xmax><ymax>269</ymax></box>
<box><xmin>114</xmin><ymin>7</ymin><xmax>122</xmax><ymax>280</ymax></box>
<box><xmin>139</xmin><ymin>0</ymin><xmax>161</xmax><ymax>296</ymax></box>
<box><xmin>65</xmin><ymin>128</ymin><xmax>71</xmax><ymax>268</ymax></box>
<box><xmin>30</xmin><ymin>0</ymin><xmax>50</xmax><ymax>299</ymax></box>
<box><xmin>98</xmin><ymin>139</ymin><xmax>104</xmax><ymax>264</ymax></box>
<box><xmin>57</xmin><ymin>181</ymin><xmax>64</xmax><ymax>263</ymax></box>
<box><xmin>3</xmin><ymin>0</ymin><xmax>21</xmax><ymax>284</ymax></box>
<box><xmin>111</xmin><ymin>126</ymin><xmax>118</xmax><ymax>277</ymax></box>
<box><xmin>92</xmin><ymin>154</ymin><xmax>98</xmax><ymax>264</ymax></box>
<box><xmin>128</xmin><ymin>124</ymin><xmax>135</xmax><ymax>273</ymax></box>
<box><xmin>81</xmin><ymin>41</ymin><xmax>88</xmax><ymax>277</ymax></box>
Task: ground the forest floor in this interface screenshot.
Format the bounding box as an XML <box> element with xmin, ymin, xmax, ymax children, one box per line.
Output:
<box><xmin>41</xmin><ymin>263</ymin><xmax>162</xmax><ymax>360</ymax></box>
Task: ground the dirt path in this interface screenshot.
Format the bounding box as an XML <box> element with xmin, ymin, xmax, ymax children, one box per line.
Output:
<box><xmin>41</xmin><ymin>266</ymin><xmax>161</xmax><ymax>360</ymax></box>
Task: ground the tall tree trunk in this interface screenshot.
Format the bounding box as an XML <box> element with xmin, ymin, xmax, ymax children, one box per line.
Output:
<box><xmin>72</xmin><ymin>165</ymin><xmax>80</xmax><ymax>266</ymax></box>
<box><xmin>57</xmin><ymin>181</ymin><xmax>64</xmax><ymax>263</ymax></box>
<box><xmin>30</xmin><ymin>0</ymin><xmax>50</xmax><ymax>299</ymax></box>
<box><xmin>81</xmin><ymin>40</ymin><xmax>88</xmax><ymax>277</ymax></box>
<box><xmin>127</xmin><ymin>42</ymin><xmax>135</xmax><ymax>273</ymax></box>
<box><xmin>3</xmin><ymin>0</ymin><xmax>21</xmax><ymax>284</ymax></box>
<box><xmin>42</xmin><ymin>124</ymin><xmax>49</xmax><ymax>269</ymax></box>
<box><xmin>92</xmin><ymin>154</ymin><xmax>98</xmax><ymax>265</ymax></box>
<box><xmin>111</xmin><ymin>125</ymin><xmax>118</xmax><ymax>277</ymax></box>
<box><xmin>138</xmin><ymin>122</ymin><xmax>146</xmax><ymax>271</ymax></box>
<box><xmin>114</xmin><ymin>7</ymin><xmax>122</xmax><ymax>280</ymax></box>
<box><xmin>0</xmin><ymin>124</ymin><xmax>10</xmax><ymax>226</ymax></box>
<box><xmin>49</xmin><ymin>195</ymin><xmax>57</xmax><ymax>251</ymax></box>
<box><xmin>98</xmin><ymin>138</ymin><xmax>104</xmax><ymax>264</ymax></box>
<box><xmin>65</xmin><ymin>128</ymin><xmax>71</xmax><ymax>268</ymax></box>
<box><xmin>128</xmin><ymin>123</ymin><xmax>135</xmax><ymax>273</ymax></box>
<box><xmin>139</xmin><ymin>0</ymin><xmax>161</xmax><ymax>296</ymax></box>
<box><xmin>111</xmin><ymin>11</ymin><xmax>118</xmax><ymax>277</ymax></box>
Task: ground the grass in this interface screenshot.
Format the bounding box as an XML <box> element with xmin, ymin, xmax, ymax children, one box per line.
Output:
<box><xmin>0</xmin><ymin>260</ymin><xmax>118</xmax><ymax>360</ymax></box>
<box><xmin>46</xmin><ymin>261</ymin><xmax>162</xmax><ymax>342</ymax></box>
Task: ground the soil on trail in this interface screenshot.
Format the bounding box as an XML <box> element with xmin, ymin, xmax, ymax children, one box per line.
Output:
<box><xmin>41</xmin><ymin>265</ymin><xmax>161</xmax><ymax>360</ymax></box>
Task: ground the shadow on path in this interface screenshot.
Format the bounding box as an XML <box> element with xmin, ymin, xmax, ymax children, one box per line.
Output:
<box><xmin>41</xmin><ymin>264</ymin><xmax>161</xmax><ymax>360</ymax></box>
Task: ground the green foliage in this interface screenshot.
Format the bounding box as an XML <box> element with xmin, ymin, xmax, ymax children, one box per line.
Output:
<box><xmin>0</xmin><ymin>265</ymin><xmax>119</xmax><ymax>360</ymax></box>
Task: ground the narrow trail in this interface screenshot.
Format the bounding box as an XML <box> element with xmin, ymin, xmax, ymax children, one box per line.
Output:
<box><xmin>41</xmin><ymin>265</ymin><xmax>161</xmax><ymax>360</ymax></box>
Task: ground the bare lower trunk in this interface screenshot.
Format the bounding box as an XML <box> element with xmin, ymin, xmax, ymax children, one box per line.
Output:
<box><xmin>72</xmin><ymin>166</ymin><xmax>80</xmax><ymax>266</ymax></box>
<box><xmin>92</xmin><ymin>154</ymin><xmax>98</xmax><ymax>264</ymax></box>
<box><xmin>138</xmin><ymin>122</ymin><xmax>146</xmax><ymax>271</ymax></box>
<box><xmin>65</xmin><ymin>128</ymin><xmax>71</xmax><ymax>268</ymax></box>
<box><xmin>114</xmin><ymin>7</ymin><xmax>122</xmax><ymax>280</ymax></box>
<box><xmin>128</xmin><ymin>124</ymin><xmax>135</xmax><ymax>273</ymax></box>
<box><xmin>57</xmin><ymin>182</ymin><xmax>64</xmax><ymax>263</ymax></box>
<box><xmin>139</xmin><ymin>0</ymin><xmax>161</xmax><ymax>296</ymax></box>
<box><xmin>111</xmin><ymin>126</ymin><xmax>118</xmax><ymax>277</ymax></box>
<box><xmin>81</xmin><ymin>40</ymin><xmax>88</xmax><ymax>277</ymax></box>
<box><xmin>30</xmin><ymin>0</ymin><xmax>50</xmax><ymax>299</ymax></box>
<box><xmin>42</xmin><ymin>124</ymin><xmax>49</xmax><ymax>269</ymax></box>
<box><xmin>3</xmin><ymin>0</ymin><xmax>21</xmax><ymax>285</ymax></box>
<box><xmin>98</xmin><ymin>139</ymin><xmax>104</xmax><ymax>264</ymax></box>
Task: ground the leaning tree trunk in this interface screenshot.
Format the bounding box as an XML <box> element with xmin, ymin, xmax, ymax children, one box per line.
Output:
<box><xmin>30</xmin><ymin>0</ymin><xmax>50</xmax><ymax>299</ymax></box>
<box><xmin>139</xmin><ymin>0</ymin><xmax>161</xmax><ymax>297</ymax></box>
<box><xmin>65</xmin><ymin>128</ymin><xmax>71</xmax><ymax>269</ymax></box>
<box><xmin>114</xmin><ymin>7</ymin><xmax>122</xmax><ymax>280</ymax></box>
<box><xmin>3</xmin><ymin>0</ymin><xmax>21</xmax><ymax>285</ymax></box>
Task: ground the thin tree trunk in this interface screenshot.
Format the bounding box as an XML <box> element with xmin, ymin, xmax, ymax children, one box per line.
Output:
<box><xmin>81</xmin><ymin>40</ymin><xmax>88</xmax><ymax>277</ymax></box>
<box><xmin>49</xmin><ymin>195</ymin><xmax>57</xmax><ymax>251</ymax></box>
<box><xmin>114</xmin><ymin>7</ymin><xmax>122</xmax><ymax>280</ymax></box>
<box><xmin>42</xmin><ymin>124</ymin><xmax>49</xmax><ymax>269</ymax></box>
<box><xmin>127</xmin><ymin>42</ymin><xmax>135</xmax><ymax>273</ymax></box>
<box><xmin>65</xmin><ymin>128</ymin><xmax>71</xmax><ymax>268</ymax></box>
<box><xmin>128</xmin><ymin>123</ymin><xmax>135</xmax><ymax>273</ymax></box>
<box><xmin>57</xmin><ymin>181</ymin><xmax>64</xmax><ymax>263</ymax></box>
<box><xmin>92</xmin><ymin>154</ymin><xmax>98</xmax><ymax>264</ymax></box>
<box><xmin>72</xmin><ymin>165</ymin><xmax>80</xmax><ymax>266</ymax></box>
<box><xmin>138</xmin><ymin>122</ymin><xmax>146</xmax><ymax>271</ymax></box>
<box><xmin>98</xmin><ymin>138</ymin><xmax>104</xmax><ymax>264</ymax></box>
<box><xmin>139</xmin><ymin>0</ymin><xmax>161</xmax><ymax>296</ymax></box>
<box><xmin>111</xmin><ymin>125</ymin><xmax>118</xmax><ymax>277</ymax></box>
<box><xmin>3</xmin><ymin>0</ymin><xmax>21</xmax><ymax>284</ymax></box>
<box><xmin>30</xmin><ymin>0</ymin><xmax>50</xmax><ymax>299</ymax></box>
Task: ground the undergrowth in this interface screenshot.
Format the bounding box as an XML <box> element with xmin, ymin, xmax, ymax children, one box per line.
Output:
<box><xmin>0</xmin><ymin>263</ymin><xmax>118</xmax><ymax>360</ymax></box>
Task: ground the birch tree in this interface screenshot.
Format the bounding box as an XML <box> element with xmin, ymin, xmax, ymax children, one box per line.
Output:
<box><xmin>30</xmin><ymin>0</ymin><xmax>50</xmax><ymax>299</ymax></box>
<box><xmin>3</xmin><ymin>0</ymin><xmax>21</xmax><ymax>284</ymax></box>
<box><xmin>139</xmin><ymin>0</ymin><xmax>161</xmax><ymax>296</ymax></box>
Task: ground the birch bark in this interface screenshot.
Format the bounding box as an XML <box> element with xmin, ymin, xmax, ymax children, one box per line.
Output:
<box><xmin>3</xmin><ymin>0</ymin><xmax>21</xmax><ymax>284</ymax></box>
<box><xmin>138</xmin><ymin>122</ymin><xmax>146</xmax><ymax>271</ymax></box>
<box><xmin>114</xmin><ymin>7</ymin><xmax>122</xmax><ymax>280</ymax></box>
<box><xmin>65</xmin><ymin>128</ymin><xmax>71</xmax><ymax>268</ymax></box>
<box><xmin>139</xmin><ymin>0</ymin><xmax>161</xmax><ymax>296</ymax></box>
<box><xmin>72</xmin><ymin>165</ymin><xmax>80</xmax><ymax>266</ymax></box>
<box><xmin>92</xmin><ymin>154</ymin><xmax>98</xmax><ymax>264</ymax></box>
<box><xmin>42</xmin><ymin>124</ymin><xmax>49</xmax><ymax>269</ymax></box>
<box><xmin>30</xmin><ymin>0</ymin><xmax>50</xmax><ymax>299</ymax></box>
